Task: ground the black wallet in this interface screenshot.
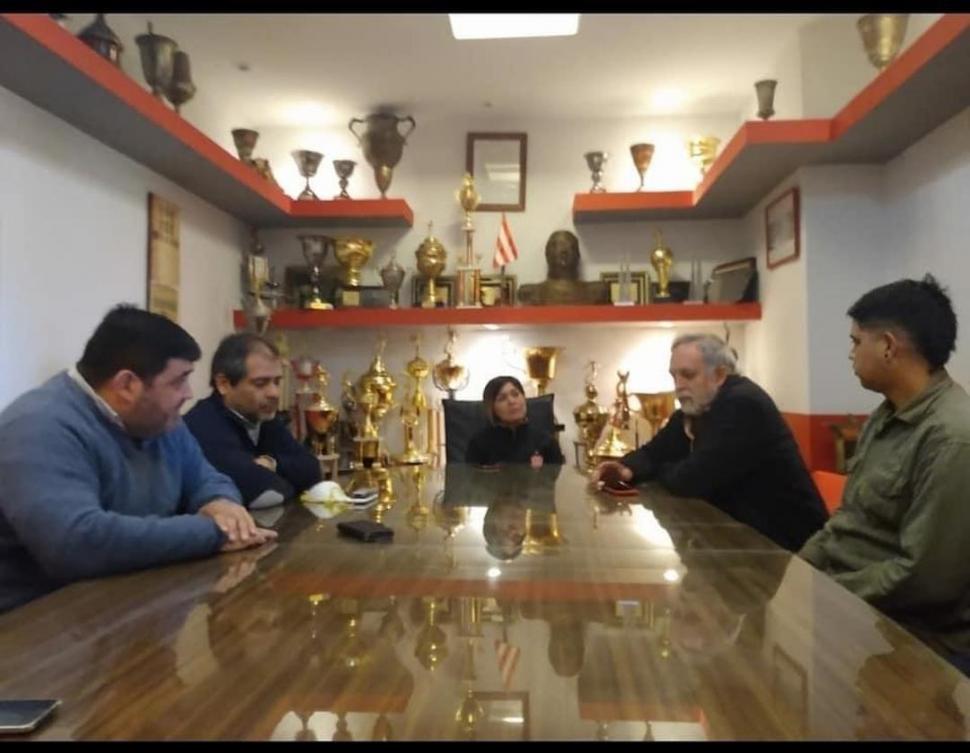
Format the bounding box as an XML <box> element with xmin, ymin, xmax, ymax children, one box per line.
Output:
<box><xmin>337</xmin><ymin>519</ymin><xmax>394</xmax><ymax>543</ymax></box>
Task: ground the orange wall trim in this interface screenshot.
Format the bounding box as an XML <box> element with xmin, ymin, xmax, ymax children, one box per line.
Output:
<box><xmin>782</xmin><ymin>412</ymin><xmax>869</xmax><ymax>472</ymax></box>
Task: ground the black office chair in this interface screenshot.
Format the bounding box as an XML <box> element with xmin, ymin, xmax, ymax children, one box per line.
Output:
<box><xmin>441</xmin><ymin>393</ymin><xmax>561</xmax><ymax>464</ymax></box>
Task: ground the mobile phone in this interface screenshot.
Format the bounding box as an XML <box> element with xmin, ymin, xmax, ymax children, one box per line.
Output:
<box><xmin>0</xmin><ymin>699</ymin><xmax>61</xmax><ymax>734</ymax></box>
<box><xmin>337</xmin><ymin>519</ymin><xmax>394</xmax><ymax>543</ymax></box>
<box><xmin>350</xmin><ymin>488</ymin><xmax>378</xmax><ymax>500</ymax></box>
<box><xmin>604</xmin><ymin>481</ymin><xmax>638</xmax><ymax>497</ymax></box>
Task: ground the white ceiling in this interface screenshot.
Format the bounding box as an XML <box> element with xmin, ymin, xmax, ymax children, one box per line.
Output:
<box><xmin>91</xmin><ymin>13</ymin><xmax>832</xmax><ymax>130</ymax></box>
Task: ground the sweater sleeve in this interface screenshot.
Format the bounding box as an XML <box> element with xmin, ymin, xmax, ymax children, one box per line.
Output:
<box><xmin>620</xmin><ymin>412</ymin><xmax>692</xmax><ymax>482</ymax></box>
<box><xmin>0</xmin><ymin>415</ymin><xmax>225</xmax><ymax>583</ymax></box>
<box><xmin>264</xmin><ymin>420</ymin><xmax>322</xmax><ymax>493</ymax></box>
<box><xmin>174</xmin><ymin>423</ymin><xmax>245</xmax><ymax>511</ymax></box>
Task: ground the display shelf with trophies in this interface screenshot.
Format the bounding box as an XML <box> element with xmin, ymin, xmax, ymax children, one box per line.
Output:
<box><xmin>0</xmin><ymin>14</ymin><xmax>414</xmax><ymax>229</ymax></box>
<box><xmin>565</xmin><ymin>13</ymin><xmax>970</xmax><ymax>222</ymax></box>
<box><xmin>232</xmin><ymin>302</ymin><xmax>762</xmax><ymax>330</ymax></box>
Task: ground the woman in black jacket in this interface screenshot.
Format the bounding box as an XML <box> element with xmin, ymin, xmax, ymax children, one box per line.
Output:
<box><xmin>465</xmin><ymin>376</ymin><xmax>564</xmax><ymax>466</ymax></box>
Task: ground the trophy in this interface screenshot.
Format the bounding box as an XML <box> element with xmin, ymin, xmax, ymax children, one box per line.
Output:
<box><xmin>333</xmin><ymin>160</ymin><xmax>357</xmax><ymax>199</ymax></box>
<box><xmin>396</xmin><ymin>334</ymin><xmax>431</xmax><ymax>465</ymax></box>
<box><xmin>688</xmin><ymin>136</ymin><xmax>720</xmax><ymax>176</ymax></box>
<box><xmin>630</xmin><ymin>143</ymin><xmax>655</xmax><ymax>192</ymax></box>
<box><xmin>298</xmin><ymin>234</ymin><xmax>335</xmax><ymax>310</ymax></box>
<box><xmin>524</xmin><ymin>346</ymin><xmax>563</xmax><ymax>397</ymax></box>
<box><xmin>292</xmin><ymin>150</ymin><xmax>323</xmax><ymax>200</ymax></box>
<box><xmin>165</xmin><ymin>50</ymin><xmax>196</xmax><ymax>115</ymax></box>
<box><xmin>335</xmin><ymin>238</ymin><xmax>374</xmax><ymax>307</ymax></box>
<box><xmin>584</xmin><ymin>151</ymin><xmax>608</xmax><ymax>193</ymax></box>
<box><xmin>231</xmin><ymin>128</ymin><xmax>259</xmax><ymax>164</ymax></box>
<box><xmin>305</xmin><ymin>365</ymin><xmax>339</xmax><ymax>458</ymax></box>
<box><xmin>379</xmin><ymin>252</ymin><xmax>406</xmax><ymax>309</ymax></box>
<box><xmin>455</xmin><ymin>173</ymin><xmax>482</xmax><ymax>309</ymax></box>
<box><xmin>593</xmin><ymin>370</ymin><xmax>636</xmax><ymax>462</ymax></box>
<box><xmin>415</xmin><ymin>222</ymin><xmax>448</xmax><ymax>309</ymax></box>
<box><xmin>632</xmin><ymin>391</ymin><xmax>677</xmax><ymax>442</ymax></box>
<box><xmin>135</xmin><ymin>22</ymin><xmax>177</xmax><ymax>99</ymax></box>
<box><xmin>244</xmin><ymin>228</ymin><xmax>273</xmax><ymax>334</ymax></box>
<box><xmin>78</xmin><ymin>13</ymin><xmax>123</xmax><ymax>66</ymax></box>
<box><xmin>573</xmin><ymin>361</ymin><xmax>609</xmax><ymax>471</ymax></box>
<box><xmin>432</xmin><ymin>327</ymin><xmax>470</xmax><ymax>400</ymax></box>
<box><xmin>857</xmin><ymin>14</ymin><xmax>909</xmax><ymax>71</ymax></box>
<box><xmin>754</xmin><ymin>79</ymin><xmax>777</xmax><ymax>120</ymax></box>
<box><xmin>291</xmin><ymin>356</ymin><xmax>319</xmax><ymax>444</ymax></box>
<box><xmin>349</xmin><ymin>112</ymin><xmax>417</xmax><ymax>199</ymax></box>
<box><xmin>650</xmin><ymin>229</ymin><xmax>674</xmax><ymax>301</ymax></box>
<box><xmin>351</xmin><ymin>335</ymin><xmax>396</xmax><ymax>468</ymax></box>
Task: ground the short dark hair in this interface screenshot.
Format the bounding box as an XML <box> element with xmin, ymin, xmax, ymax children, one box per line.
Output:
<box><xmin>847</xmin><ymin>273</ymin><xmax>957</xmax><ymax>370</ymax></box>
<box><xmin>77</xmin><ymin>304</ymin><xmax>201</xmax><ymax>387</ymax></box>
<box><xmin>482</xmin><ymin>375</ymin><xmax>526</xmax><ymax>423</ymax></box>
<box><xmin>210</xmin><ymin>333</ymin><xmax>279</xmax><ymax>388</ymax></box>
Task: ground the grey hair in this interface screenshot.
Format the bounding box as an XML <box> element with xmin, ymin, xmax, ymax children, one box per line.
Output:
<box><xmin>671</xmin><ymin>333</ymin><xmax>738</xmax><ymax>374</ymax></box>
<box><xmin>209</xmin><ymin>332</ymin><xmax>279</xmax><ymax>388</ymax></box>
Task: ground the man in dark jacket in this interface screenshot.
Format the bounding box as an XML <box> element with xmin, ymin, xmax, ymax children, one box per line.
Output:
<box><xmin>184</xmin><ymin>334</ymin><xmax>321</xmax><ymax>508</ymax></box>
<box><xmin>592</xmin><ymin>333</ymin><xmax>827</xmax><ymax>552</ymax></box>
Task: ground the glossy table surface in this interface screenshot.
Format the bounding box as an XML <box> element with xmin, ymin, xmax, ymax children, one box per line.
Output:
<box><xmin>1</xmin><ymin>464</ymin><xmax>968</xmax><ymax>741</ymax></box>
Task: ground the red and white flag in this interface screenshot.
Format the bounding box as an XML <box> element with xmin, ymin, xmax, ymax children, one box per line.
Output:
<box><xmin>493</xmin><ymin>212</ymin><xmax>519</xmax><ymax>269</ymax></box>
<box><xmin>494</xmin><ymin>638</ymin><xmax>520</xmax><ymax>689</ymax></box>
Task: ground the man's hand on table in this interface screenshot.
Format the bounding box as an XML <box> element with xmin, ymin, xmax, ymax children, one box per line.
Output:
<box><xmin>198</xmin><ymin>498</ymin><xmax>279</xmax><ymax>551</ymax></box>
<box><xmin>590</xmin><ymin>460</ymin><xmax>633</xmax><ymax>489</ymax></box>
<box><xmin>254</xmin><ymin>455</ymin><xmax>278</xmax><ymax>472</ymax></box>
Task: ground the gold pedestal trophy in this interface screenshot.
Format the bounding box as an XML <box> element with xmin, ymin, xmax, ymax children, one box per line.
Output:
<box><xmin>291</xmin><ymin>355</ymin><xmax>319</xmax><ymax>444</ymax></box>
<box><xmin>415</xmin><ymin>222</ymin><xmax>448</xmax><ymax>309</ymax></box>
<box><xmin>455</xmin><ymin>173</ymin><xmax>482</xmax><ymax>308</ymax></box>
<box><xmin>335</xmin><ymin>238</ymin><xmax>374</xmax><ymax>308</ymax></box>
<box><xmin>593</xmin><ymin>370</ymin><xmax>637</xmax><ymax>463</ymax></box>
<box><xmin>632</xmin><ymin>391</ymin><xmax>677</xmax><ymax>444</ymax></box>
<box><xmin>573</xmin><ymin>360</ymin><xmax>609</xmax><ymax>472</ymax></box>
<box><xmin>650</xmin><ymin>229</ymin><xmax>674</xmax><ymax>302</ymax></box>
<box><xmin>350</xmin><ymin>334</ymin><xmax>397</xmax><ymax>470</ymax></box>
<box><xmin>304</xmin><ymin>364</ymin><xmax>340</xmax><ymax>474</ymax></box>
<box><xmin>524</xmin><ymin>346</ymin><xmax>563</xmax><ymax>396</ymax></box>
<box><xmin>395</xmin><ymin>333</ymin><xmax>431</xmax><ymax>466</ymax></box>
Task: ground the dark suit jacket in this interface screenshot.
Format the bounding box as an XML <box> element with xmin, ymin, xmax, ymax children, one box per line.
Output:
<box><xmin>620</xmin><ymin>374</ymin><xmax>827</xmax><ymax>552</ymax></box>
<box><xmin>183</xmin><ymin>393</ymin><xmax>321</xmax><ymax>506</ymax></box>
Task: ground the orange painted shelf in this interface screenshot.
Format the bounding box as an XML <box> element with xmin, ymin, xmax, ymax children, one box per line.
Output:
<box><xmin>0</xmin><ymin>14</ymin><xmax>413</xmax><ymax>228</ymax></box>
<box><xmin>573</xmin><ymin>14</ymin><xmax>970</xmax><ymax>222</ymax></box>
<box><xmin>233</xmin><ymin>302</ymin><xmax>762</xmax><ymax>330</ymax></box>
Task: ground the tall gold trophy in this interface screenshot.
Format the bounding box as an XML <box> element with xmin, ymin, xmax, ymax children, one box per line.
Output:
<box><xmin>305</xmin><ymin>365</ymin><xmax>340</xmax><ymax>477</ymax></box>
<box><xmin>350</xmin><ymin>335</ymin><xmax>397</xmax><ymax>469</ymax></box>
<box><xmin>396</xmin><ymin>334</ymin><xmax>431</xmax><ymax>465</ymax></box>
<box><xmin>415</xmin><ymin>222</ymin><xmax>448</xmax><ymax>309</ymax></box>
<box><xmin>455</xmin><ymin>173</ymin><xmax>482</xmax><ymax>308</ymax></box>
<box><xmin>524</xmin><ymin>346</ymin><xmax>564</xmax><ymax>396</ymax></box>
<box><xmin>650</xmin><ymin>229</ymin><xmax>674</xmax><ymax>302</ymax></box>
<box><xmin>593</xmin><ymin>370</ymin><xmax>636</xmax><ymax>462</ymax></box>
<box><xmin>573</xmin><ymin>360</ymin><xmax>609</xmax><ymax>471</ymax></box>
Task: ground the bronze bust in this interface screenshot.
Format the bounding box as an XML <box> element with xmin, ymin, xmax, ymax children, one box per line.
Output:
<box><xmin>518</xmin><ymin>230</ymin><xmax>610</xmax><ymax>306</ymax></box>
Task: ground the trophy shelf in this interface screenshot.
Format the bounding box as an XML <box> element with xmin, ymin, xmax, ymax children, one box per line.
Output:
<box><xmin>573</xmin><ymin>13</ymin><xmax>970</xmax><ymax>223</ymax></box>
<box><xmin>233</xmin><ymin>302</ymin><xmax>762</xmax><ymax>330</ymax></box>
<box><xmin>0</xmin><ymin>14</ymin><xmax>414</xmax><ymax>229</ymax></box>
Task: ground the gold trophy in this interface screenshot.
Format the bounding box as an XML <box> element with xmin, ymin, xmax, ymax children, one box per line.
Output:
<box><xmin>857</xmin><ymin>14</ymin><xmax>909</xmax><ymax>70</ymax></box>
<box><xmin>335</xmin><ymin>237</ymin><xmax>374</xmax><ymax>307</ymax></box>
<box><xmin>650</xmin><ymin>229</ymin><xmax>674</xmax><ymax>301</ymax></box>
<box><xmin>432</xmin><ymin>327</ymin><xmax>470</xmax><ymax>400</ymax></box>
<box><xmin>632</xmin><ymin>391</ymin><xmax>677</xmax><ymax>442</ymax></box>
<box><xmin>688</xmin><ymin>136</ymin><xmax>720</xmax><ymax>176</ymax></box>
<box><xmin>573</xmin><ymin>360</ymin><xmax>610</xmax><ymax>471</ymax></box>
<box><xmin>415</xmin><ymin>222</ymin><xmax>448</xmax><ymax>309</ymax></box>
<box><xmin>291</xmin><ymin>355</ymin><xmax>319</xmax><ymax>444</ymax></box>
<box><xmin>455</xmin><ymin>173</ymin><xmax>482</xmax><ymax>309</ymax></box>
<box><xmin>350</xmin><ymin>335</ymin><xmax>397</xmax><ymax>468</ymax></box>
<box><xmin>630</xmin><ymin>143</ymin><xmax>655</xmax><ymax>192</ymax></box>
<box><xmin>593</xmin><ymin>370</ymin><xmax>636</xmax><ymax>462</ymax></box>
<box><xmin>396</xmin><ymin>334</ymin><xmax>431</xmax><ymax>465</ymax></box>
<box><xmin>524</xmin><ymin>346</ymin><xmax>564</xmax><ymax>396</ymax></box>
<box><xmin>305</xmin><ymin>364</ymin><xmax>339</xmax><ymax>458</ymax></box>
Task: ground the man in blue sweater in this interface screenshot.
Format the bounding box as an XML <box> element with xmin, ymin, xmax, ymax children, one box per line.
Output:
<box><xmin>0</xmin><ymin>305</ymin><xmax>277</xmax><ymax>613</ymax></box>
<box><xmin>184</xmin><ymin>333</ymin><xmax>322</xmax><ymax>509</ymax></box>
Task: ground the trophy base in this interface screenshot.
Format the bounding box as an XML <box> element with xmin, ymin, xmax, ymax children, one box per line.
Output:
<box><xmin>306</xmin><ymin>299</ymin><xmax>333</xmax><ymax>310</ymax></box>
<box><xmin>394</xmin><ymin>451</ymin><xmax>428</xmax><ymax>466</ymax></box>
<box><xmin>455</xmin><ymin>266</ymin><xmax>481</xmax><ymax>309</ymax></box>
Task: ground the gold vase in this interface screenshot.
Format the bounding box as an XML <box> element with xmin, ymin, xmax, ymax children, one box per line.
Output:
<box><xmin>524</xmin><ymin>346</ymin><xmax>563</xmax><ymax>396</ymax></box>
<box><xmin>688</xmin><ymin>136</ymin><xmax>720</xmax><ymax>176</ymax></box>
<box><xmin>632</xmin><ymin>391</ymin><xmax>676</xmax><ymax>440</ymax></box>
<box><xmin>335</xmin><ymin>238</ymin><xmax>374</xmax><ymax>287</ymax></box>
<box><xmin>857</xmin><ymin>14</ymin><xmax>909</xmax><ymax>70</ymax></box>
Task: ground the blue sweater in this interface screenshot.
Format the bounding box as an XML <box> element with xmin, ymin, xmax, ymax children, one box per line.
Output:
<box><xmin>0</xmin><ymin>371</ymin><xmax>242</xmax><ymax>612</ymax></box>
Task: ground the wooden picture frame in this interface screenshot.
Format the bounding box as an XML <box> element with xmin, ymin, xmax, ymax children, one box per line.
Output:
<box><xmin>410</xmin><ymin>274</ymin><xmax>455</xmax><ymax>308</ymax></box>
<box><xmin>765</xmin><ymin>187</ymin><xmax>800</xmax><ymax>270</ymax></box>
<box><xmin>599</xmin><ymin>271</ymin><xmax>648</xmax><ymax>305</ymax></box>
<box><xmin>480</xmin><ymin>273</ymin><xmax>517</xmax><ymax>306</ymax></box>
<box><xmin>466</xmin><ymin>132</ymin><xmax>527</xmax><ymax>212</ymax></box>
<box><xmin>147</xmin><ymin>193</ymin><xmax>180</xmax><ymax>322</ymax></box>
<box><xmin>471</xmin><ymin>692</ymin><xmax>530</xmax><ymax>740</ymax></box>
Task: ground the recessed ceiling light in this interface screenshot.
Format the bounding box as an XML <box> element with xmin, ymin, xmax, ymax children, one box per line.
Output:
<box><xmin>449</xmin><ymin>14</ymin><xmax>580</xmax><ymax>40</ymax></box>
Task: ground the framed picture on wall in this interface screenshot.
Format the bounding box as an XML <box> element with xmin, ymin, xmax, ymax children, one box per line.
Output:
<box><xmin>765</xmin><ymin>187</ymin><xmax>800</xmax><ymax>270</ymax></box>
<box><xmin>466</xmin><ymin>132</ymin><xmax>527</xmax><ymax>212</ymax></box>
<box><xmin>147</xmin><ymin>193</ymin><xmax>180</xmax><ymax>322</ymax></box>
<box><xmin>599</xmin><ymin>271</ymin><xmax>648</xmax><ymax>304</ymax></box>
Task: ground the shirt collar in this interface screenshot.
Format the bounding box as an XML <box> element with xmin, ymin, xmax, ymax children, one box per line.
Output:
<box><xmin>877</xmin><ymin>369</ymin><xmax>953</xmax><ymax>426</ymax></box>
<box><xmin>67</xmin><ymin>365</ymin><xmax>126</xmax><ymax>430</ymax></box>
<box><xmin>216</xmin><ymin>393</ymin><xmax>262</xmax><ymax>443</ymax></box>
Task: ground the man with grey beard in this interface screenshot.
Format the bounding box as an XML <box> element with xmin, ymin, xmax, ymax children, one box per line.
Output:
<box><xmin>591</xmin><ymin>333</ymin><xmax>827</xmax><ymax>552</ymax></box>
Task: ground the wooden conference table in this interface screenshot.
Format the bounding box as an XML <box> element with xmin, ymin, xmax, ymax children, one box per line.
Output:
<box><xmin>0</xmin><ymin>464</ymin><xmax>967</xmax><ymax>741</ymax></box>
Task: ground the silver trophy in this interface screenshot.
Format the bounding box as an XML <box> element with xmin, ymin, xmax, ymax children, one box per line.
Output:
<box><xmin>299</xmin><ymin>235</ymin><xmax>335</xmax><ymax>310</ymax></box>
<box><xmin>584</xmin><ymin>151</ymin><xmax>608</xmax><ymax>193</ymax></box>
<box><xmin>333</xmin><ymin>160</ymin><xmax>357</xmax><ymax>199</ymax></box>
<box><xmin>292</xmin><ymin>150</ymin><xmax>324</xmax><ymax>201</ymax></box>
<box><xmin>379</xmin><ymin>252</ymin><xmax>406</xmax><ymax>309</ymax></box>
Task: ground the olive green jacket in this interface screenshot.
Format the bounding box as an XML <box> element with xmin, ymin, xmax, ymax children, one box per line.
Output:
<box><xmin>800</xmin><ymin>370</ymin><xmax>970</xmax><ymax>656</ymax></box>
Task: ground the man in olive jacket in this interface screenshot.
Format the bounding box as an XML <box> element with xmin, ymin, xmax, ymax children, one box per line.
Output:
<box><xmin>592</xmin><ymin>333</ymin><xmax>827</xmax><ymax>552</ymax></box>
<box><xmin>799</xmin><ymin>275</ymin><xmax>970</xmax><ymax>671</ymax></box>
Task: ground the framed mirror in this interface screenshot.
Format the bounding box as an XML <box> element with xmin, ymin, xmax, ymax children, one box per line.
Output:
<box><xmin>466</xmin><ymin>132</ymin><xmax>527</xmax><ymax>212</ymax></box>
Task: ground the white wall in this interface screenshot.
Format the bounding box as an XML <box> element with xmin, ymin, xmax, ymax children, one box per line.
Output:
<box><xmin>0</xmin><ymin>86</ymin><xmax>246</xmax><ymax>409</ymax></box>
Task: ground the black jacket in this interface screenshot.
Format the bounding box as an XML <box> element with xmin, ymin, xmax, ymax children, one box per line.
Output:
<box><xmin>183</xmin><ymin>393</ymin><xmax>321</xmax><ymax>506</ymax></box>
<box><xmin>620</xmin><ymin>374</ymin><xmax>827</xmax><ymax>552</ymax></box>
<box><xmin>465</xmin><ymin>421</ymin><xmax>565</xmax><ymax>466</ymax></box>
